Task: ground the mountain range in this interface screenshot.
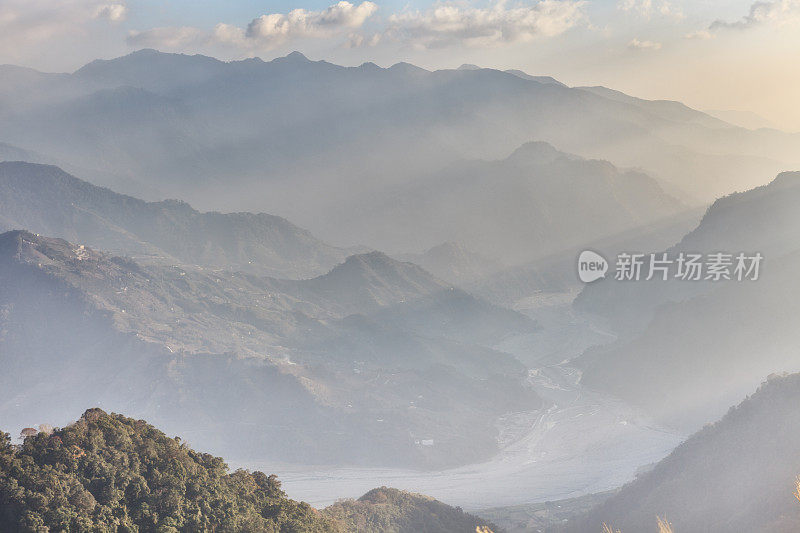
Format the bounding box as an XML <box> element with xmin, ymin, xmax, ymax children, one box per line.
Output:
<box><xmin>564</xmin><ymin>373</ymin><xmax>800</xmax><ymax>532</ymax></box>
<box><xmin>328</xmin><ymin>141</ymin><xmax>685</xmax><ymax>263</ymax></box>
<box><xmin>575</xmin><ymin>171</ymin><xmax>800</xmax><ymax>431</ymax></box>
<box><xmin>4</xmin><ymin>47</ymin><xmax>800</xmax><ymax>531</ymax></box>
<box><xmin>2</xmin><ymin>49</ymin><xmax>798</xmax><ymax>257</ymax></box>
<box><xmin>0</xmin><ymin>161</ymin><xmax>352</xmax><ymax>279</ymax></box>
<box><xmin>0</xmin><ymin>229</ymin><xmax>539</xmax><ymax>469</ymax></box>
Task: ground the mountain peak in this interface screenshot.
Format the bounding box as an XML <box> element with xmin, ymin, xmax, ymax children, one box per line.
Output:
<box><xmin>457</xmin><ymin>63</ymin><xmax>481</xmax><ymax>70</ymax></box>
<box><xmin>506</xmin><ymin>141</ymin><xmax>564</xmax><ymax>164</ymax></box>
<box><xmin>316</xmin><ymin>251</ymin><xmax>441</xmax><ymax>286</ymax></box>
<box><xmin>704</xmin><ymin>170</ymin><xmax>800</xmax><ymax>223</ymax></box>
<box><xmin>388</xmin><ymin>62</ymin><xmax>427</xmax><ymax>74</ymax></box>
<box><xmin>76</xmin><ymin>48</ymin><xmax>221</xmax><ymax>71</ymax></box>
<box><xmin>295</xmin><ymin>251</ymin><xmax>450</xmax><ymax>315</ymax></box>
<box><xmin>0</xmin><ymin>229</ymin><xmax>96</xmax><ymax>267</ymax></box>
<box><xmin>770</xmin><ymin>171</ymin><xmax>800</xmax><ymax>189</ymax></box>
<box><xmin>0</xmin><ymin>229</ymin><xmax>35</xmax><ymax>249</ymax></box>
<box><xmin>504</xmin><ymin>69</ymin><xmax>566</xmax><ymax>87</ymax></box>
<box><xmin>409</xmin><ymin>242</ymin><xmax>502</xmax><ymax>285</ymax></box>
<box><xmin>0</xmin><ymin>162</ymin><xmax>348</xmax><ymax>279</ymax></box>
<box><xmin>283</xmin><ymin>51</ymin><xmax>309</xmax><ymax>62</ymax></box>
<box><xmin>128</xmin><ymin>48</ymin><xmax>161</xmax><ymax>57</ymax></box>
<box><xmin>339</xmin><ymin>250</ymin><xmax>400</xmax><ymax>271</ymax></box>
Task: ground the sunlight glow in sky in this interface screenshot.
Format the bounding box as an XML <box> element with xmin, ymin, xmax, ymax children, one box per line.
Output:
<box><xmin>2</xmin><ymin>0</ymin><xmax>799</xmax><ymax>130</ymax></box>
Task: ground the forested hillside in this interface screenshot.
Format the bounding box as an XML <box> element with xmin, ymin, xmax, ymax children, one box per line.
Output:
<box><xmin>324</xmin><ymin>487</ymin><xmax>495</xmax><ymax>533</ymax></box>
<box><xmin>0</xmin><ymin>409</ymin><xmax>500</xmax><ymax>532</ymax></box>
<box><xmin>0</xmin><ymin>409</ymin><xmax>336</xmax><ymax>532</ymax></box>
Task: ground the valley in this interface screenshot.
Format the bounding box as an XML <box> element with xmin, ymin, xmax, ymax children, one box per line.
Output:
<box><xmin>237</xmin><ymin>295</ymin><xmax>683</xmax><ymax>511</ymax></box>
<box><xmin>2</xmin><ymin>33</ymin><xmax>800</xmax><ymax>531</ymax></box>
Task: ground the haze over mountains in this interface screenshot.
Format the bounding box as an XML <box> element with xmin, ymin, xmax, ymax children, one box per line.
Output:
<box><xmin>329</xmin><ymin>141</ymin><xmax>685</xmax><ymax>263</ymax></box>
<box><xmin>575</xmin><ymin>171</ymin><xmax>800</xmax><ymax>431</ymax></box>
<box><xmin>0</xmin><ymin>161</ymin><xmax>352</xmax><ymax>279</ymax></box>
<box><xmin>4</xmin><ymin>46</ymin><xmax>800</xmax><ymax>531</ymax></box>
<box><xmin>1</xmin><ymin>49</ymin><xmax>798</xmax><ymax>256</ymax></box>
<box><xmin>565</xmin><ymin>373</ymin><xmax>800</xmax><ymax>532</ymax></box>
<box><xmin>0</xmin><ymin>229</ymin><xmax>539</xmax><ymax>468</ymax></box>
<box><xmin>397</xmin><ymin>242</ymin><xmax>503</xmax><ymax>286</ymax></box>
<box><xmin>0</xmin><ymin>152</ymin><xmax>688</xmax><ymax>275</ymax></box>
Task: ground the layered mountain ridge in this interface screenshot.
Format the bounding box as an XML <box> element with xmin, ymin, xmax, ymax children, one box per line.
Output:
<box><xmin>0</xmin><ymin>161</ymin><xmax>351</xmax><ymax>279</ymax></box>
<box><xmin>565</xmin><ymin>373</ymin><xmax>800</xmax><ymax>532</ymax></box>
<box><xmin>0</xmin><ymin>229</ymin><xmax>540</xmax><ymax>469</ymax></box>
<box><xmin>2</xmin><ymin>49</ymin><xmax>797</xmax><ymax>258</ymax></box>
<box><xmin>575</xmin><ymin>171</ymin><xmax>800</xmax><ymax>431</ymax></box>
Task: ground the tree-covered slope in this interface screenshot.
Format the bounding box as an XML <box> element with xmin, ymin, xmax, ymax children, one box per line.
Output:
<box><xmin>324</xmin><ymin>487</ymin><xmax>497</xmax><ymax>533</ymax></box>
<box><xmin>0</xmin><ymin>408</ymin><xmax>337</xmax><ymax>533</ymax></box>
<box><xmin>1</xmin><ymin>409</ymin><xmax>502</xmax><ymax>532</ymax></box>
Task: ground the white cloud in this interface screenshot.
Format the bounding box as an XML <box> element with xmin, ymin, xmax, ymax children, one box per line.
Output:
<box><xmin>121</xmin><ymin>0</ymin><xmax>583</xmax><ymax>55</ymax></box>
<box><xmin>710</xmin><ymin>0</ymin><xmax>800</xmax><ymax>30</ymax></box>
<box><xmin>628</xmin><ymin>37</ymin><xmax>662</xmax><ymax>50</ymax></box>
<box><xmin>126</xmin><ymin>1</ymin><xmax>379</xmax><ymax>53</ymax></box>
<box><xmin>0</xmin><ymin>0</ymin><xmax>127</xmax><ymax>42</ymax></box>
<box><xmin>385</xmin><ymin>0</ymin><xmax>585</xmax><ymax>49</ymax></box>
<box><xmin>0</xmin><ymin>0</ymin><xmax>127</xmax><ymax>66</ymax></box>
<box><xmin>212</xmin><ymin>23</ymin><xmax>248</xmax><ymax>48</ymax></box>
<box><xmin>618</xmin><ymin>0</ymin><xmax>684</xmax><ymax>20</ymax></box>
<box><xmin>246</xmin><ymin>1</ymin><xmax>378</xmax><ymax>45</ymax></box>
<box><xmin>94</xmin><ymin>3</ymin><xmax>127</xmax><ymax>22</ymax></box>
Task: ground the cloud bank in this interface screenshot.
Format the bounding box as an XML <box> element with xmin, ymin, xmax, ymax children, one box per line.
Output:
<box><xmin>0</xmin><ymin>0</ymin><xmax>126</xmax><ymax>45</ymax></box>
<box><xmin>383</xmin><ymin>0</ymin><xmax>585</xmax><ymax>49</ymax></box>
<box><xmin>0</xmin><ymin>0</ymin><xmax>127</xmax><ymax>68</ymax></box>
<box><xmin>127</xmin><ymin>1</ymin><xmax>379</xmax><ymax>53</ymax></box>
<box><xmin>125</xmin><ymin>0</ymin><xmax>584</xmax><ymax>53</ymax></box>
<box><xmin>710</xmin><ymin>0</ymin><xmax>800</xmax><ymax>30</ymax></box>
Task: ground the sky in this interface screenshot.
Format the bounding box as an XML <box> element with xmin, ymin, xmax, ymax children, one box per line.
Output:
<box><xmin>2</xmin><ymin>0</ymin><xmax>800</xmax><ymax>130</ymax></box>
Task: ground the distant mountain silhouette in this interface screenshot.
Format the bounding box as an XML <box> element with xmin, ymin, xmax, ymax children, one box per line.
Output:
<box><xmin>0</xmin><ymin>161</ymin><xmax>350</xmax><ymax>278</ymax></box>
<box><xmin>705</xmin><ymin>108</ymin><xmax>779</xmax><ymax>130</ymax></box>
<box><xmin>2</xmin><ymin>49</ymin><xmax>797</xmax><ymax>247</ymax></box>
<box><xmin>576</xmin><ymin>172</ymin><xmax>800</xmax><ymax>430</ymax></box>
<box><xmin>505</xmin><ymin>69</ymin><xmax>566</xmax><ymax>86</ymax></box>
<box><xmin>398</xmin><ymin>242</ymin><xmax>503</xmax><ymax>285</ymax></box>
<box><xmin>334</xmin><ymin>141</ymin><xmax>685</xmax><ymax>264</ymax></box>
